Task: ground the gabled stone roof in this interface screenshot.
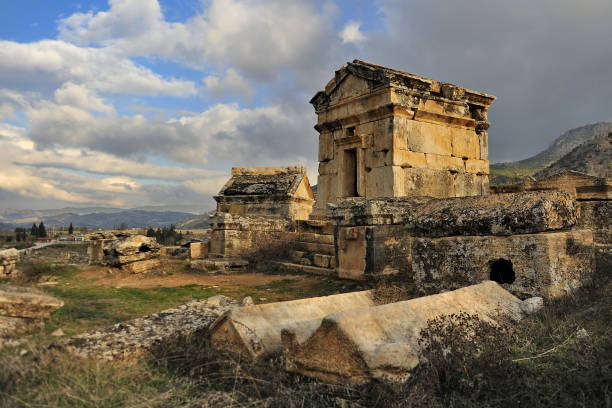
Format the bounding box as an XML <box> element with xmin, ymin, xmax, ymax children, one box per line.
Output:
<box><xmin>310</xmin><ymin>59</ymin><xmax>495</xmax><ymax>112</ymax></box>
<box><xmin>216</xmin><ymin>166</ymin><xmax>310</xmax><ymax>198</ymax></box>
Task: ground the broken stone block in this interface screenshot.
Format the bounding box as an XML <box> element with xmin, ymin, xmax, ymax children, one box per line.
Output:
<box><xmin>313</xmin><ymin>254</ymin><xmax>332</xmax><ymax>268</ymax></box>
<box><xmin>520</xmin><ymin>297</ymin><xmax>544</xmax><ymax>315</ymax></box>
<box><xmin>0</xmin><ymin>248</ymin><xmax>20</xmax><ymax>278</ymax></box>
<box><xmin>282</xmin><ymin>281</ymin><xmax>522</xmax><ymax>384</ymax></box>
<box><xmin>209</xmin><ymin>290</ymin><xmax>375</xmax><ymax>360</ymax></box>
<box><xmin>0</xmin><ymin>286</ymin><xmax>64</xmax><ymax>318</ymax></box>
<box><xmin>120</xmin><ymin>259</ymin><xmax>163</xmax><ymax>274</ymax></box>
<box><xmin>190</xmin><ymin>259</ymin><xmax>248</xmax><ymax>273</ymax></box>
<box><xmin>102</xmin><ymin>235</ymin><xmax>162</xmax><ymax>274</ymax></box>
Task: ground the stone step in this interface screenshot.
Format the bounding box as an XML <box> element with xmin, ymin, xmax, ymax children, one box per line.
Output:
<box><xmin>296</xmin><ymin>220</ymin><xmax>334</xmax><ymax>235</ymax></box>
<box><xmin>274</xmin><ymin>262</ymin><xmax>336</xmax><ymax>276</ymax></box>
<box><xmin>296</xmin><ymin>232</ymin><xmax>334</xmax><ymax>245</ymax></box>
<box><xmin>290</xmin><ymin>251</ymin><xmax>336</xmax><ymax>269</ymax></box>
<box><xmin>292</xmin><ymin>241</ymin><xmax>335</xmax><ymax>255</ymax></box>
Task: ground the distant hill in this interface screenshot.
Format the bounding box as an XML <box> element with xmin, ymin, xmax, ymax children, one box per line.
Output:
<box><xmin>490</xmin><ymin>121</ymin><xmax>612</xmax><ymax>184</ymax></box>
<box><xmin>0</xmin><ymin>209</ymin><xmax>196</xmax><ymax>229</ymax></box>
<box><xmin>535</xmin><ymin>133</ymin><xmax>611</xmax><ymax>179</ymax></box>
<box><xmin>177</xmin><ymin>211</ymin><xmax>214</xmax><ymax>229</ymax></box>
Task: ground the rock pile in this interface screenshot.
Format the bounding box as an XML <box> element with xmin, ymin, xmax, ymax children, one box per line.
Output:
<box><xmin>56</xmin><ymin>295</ymin><xmax>243</xmax><ymax>361</ymax></box>
<box><xmin>0</xmin><ymin>248</ymin><xmax>20</xmax><ymax>278</ymax></box>
<box><xmin>103</xmin><ymin>235</ymin><xmax>162</xmax><ymax>274</ymax></box>
<box><xmin>0</xmin><ymin>285</ymin><xmax>64</xmax><ymax>346</ymax></box>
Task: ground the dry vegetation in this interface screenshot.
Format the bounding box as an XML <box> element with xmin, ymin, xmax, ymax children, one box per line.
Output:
<box><xmin>0</xmin><ymin>247</ymin><xmax>610</xmax><ymax>407</ymax></box>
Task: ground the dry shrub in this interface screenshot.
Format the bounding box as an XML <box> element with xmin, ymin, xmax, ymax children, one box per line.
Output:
<box><xmin>242</xmin><ymin>233</ymin><xmax>296</xmax><ymax>271</ymax></box>
<box><xmin>13</xmin><ymin>261</ymin><xmax>56</xmax><ymax>283</ymax></box>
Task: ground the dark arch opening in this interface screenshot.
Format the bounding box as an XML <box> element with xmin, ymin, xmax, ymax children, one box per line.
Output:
<box><xmin>490</xmin><ymin>259</ymin><xmax>515</xmax><ymax>284</ymax></box>
<box><xmin>139</xmin><ymin>245</ymin><xmax>151</xmax><ymax>253</ymax></box>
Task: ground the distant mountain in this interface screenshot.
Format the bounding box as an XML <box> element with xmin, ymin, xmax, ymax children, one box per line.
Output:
<box><xmin>0</xmin><ymin>209</ymin><xmax>195</xmax><ymax>229</ymax></box>
<box><xmin>490</xmin><ymin>121</ymin><xmax>612</xmax><ymax>184</ymax></box>
<box><xmin>177</xmin><ymin>211</ymin><xmax>214</xmax><ymax>229</ymax></box>
<box><xmin>535</xmin><ymin>133</ymin><xmax>611</xmax><ymax>179</ymax></box>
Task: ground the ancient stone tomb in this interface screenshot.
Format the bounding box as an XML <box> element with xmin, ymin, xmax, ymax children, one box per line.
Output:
<box><xmin>311</xmin><ymin>59</ymin><xmax>495</xmax><ymax>215</ymax></box>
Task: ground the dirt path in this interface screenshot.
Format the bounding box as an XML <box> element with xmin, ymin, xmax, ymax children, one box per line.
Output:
<box><xmin>77</xmin><ymin>265</ymin><xmax>306</xmax><ymax>289</ymax></box>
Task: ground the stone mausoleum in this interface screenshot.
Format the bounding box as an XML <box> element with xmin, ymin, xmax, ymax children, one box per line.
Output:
<box><xmin>195</xmin><ymin>60</ymin><xmax>610</xmax><ymax>300</ymax></box>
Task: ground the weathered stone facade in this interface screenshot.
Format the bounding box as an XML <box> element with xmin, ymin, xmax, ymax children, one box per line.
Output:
<box><xmin>330</xmin><ymin>191</ymin><xmax>595</xmax><ymax>298</ymax></box>
<box><xmin>215</xmin><ymin>166</ymin><xmax>314</xmax><ymax>220</ymax></box>
<box><xmin>311</xmin><ymin>60</ymin><xmax>495</xmax><ymax>215</ymax></box>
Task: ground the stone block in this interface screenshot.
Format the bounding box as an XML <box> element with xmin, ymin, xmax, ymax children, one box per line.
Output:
<box><xmin>395</xmin><ymin>118</ymin><xmax>453</xmax><ymax>156</ymax></box>
<box><xmin>424</xmin><ymin>153</ymin><xmax>465</xmax><ymax>172</ymax></box>
<box><xmin>282</xmin><ymin>282</ymin><xmax>522</xmax><ymax>384</ymax></box>
<box><xmin>190</xmin><ymin>242</ymin><xmax>208</xmax><ymax>260</ymax></box>
<box><xmin>452</xmin><ymin>129</ymin><xmax>480</xmax><ymax>159</ymax></box>
<box><xmin>318</xmin><ymin>131</ymin><xmax>334</xmax><ymax>162</ymax></box>
<box><xmin>465</xmin><ymin>159</ymin><xmax>489</xmax><ymax>175</ymax></box>
<box><xmin>313</xmin><ymin>254</ymin><xmax>333</xmax><ymax>268</ymax></box>
<box><xmin>411</xmin><ymin>230</ymin><xmax>594</xmax><ymax>298</ymax></box>
<box><xmin>210</xmin><ymin>290</ymin><xmax>374</xmax><ymax>360</ymax></box>
<box><xmin>121</xmin><ymin>259</ymin><xmax>162</xmax><ymax>274</ymax></box>
<box><xmin>391</xmin><ymin>149</ymin><xmax>427</xmax><ymax>168</ymax></box>
<box><xmin>0</xmin><ymin>287</ymin><xmax>64</xmax><ymax>318</ymax></box>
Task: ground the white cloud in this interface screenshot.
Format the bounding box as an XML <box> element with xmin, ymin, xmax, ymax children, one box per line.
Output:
<box><xmin>0</xmin><ymin>89</ymin><xmax>33</xmax><ymax>120</ymax></box>
<box><xmin>340</xmin><ymin>21</ymin><xmax>365</xmax><ymax>44</ymax></box>
<box><xmin>54</xmin><ymin>82</ymin><xmax>115</xmax><ymax>114</ymax></box>
<box><xmin>0</xmin><ymin>40</ymin><xmax>196</xmax><ymax>96</ymax></box>
<box><xmin>203</xmin><ymin>68</ymin><xmax>253</xmax><ymax>100</ymax></box>
<box><xmin>58</xmin><ymin>0</ymin><xmax>342</xmax><ymax>85</ymax></box>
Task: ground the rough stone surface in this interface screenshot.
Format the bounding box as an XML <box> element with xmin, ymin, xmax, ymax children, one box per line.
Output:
<box><xmin>102</xmin><ymin>235</ymin><xmax>162</xmax><ymax>274</ymax></box>
<box><xmin>0</xmin><ymin>248</ymin><xmax>20</xmax><ymax>278</ymax></box>
<box><xmin>190</xmin><ymin>259</ymin><xmax>248</xmax><ymax>273</ymax></box>
<box><xmin>0</xmin><ymin>285</ymin><xmax>64</xmax><ymax>318</ymax></box>
<box><xmin>210</xmin><ymin>290</ymin><xmax>375</xmax><ymax>360</ymax></box>
<box><xmin>56</xmin><ymin>296</ymin><xmax>239</xmax><ymax>361</ymax></box>
<box><xmin>282</xmin><ymin>281</ymin><xmax>523</xmax><ymax>384</ymax></box>
<box><xmin>0</xmin><ymin>285</ymin><xmax>63</xmax><ymax>344</ymax></box>
<box><xmin>520</xmin><ymin>297</ymin><xmax>544</xmax><ymax>315</ymax></box>
<box><xmin>331</xmin><ymin>191</ymin><xmax>577</xmax><ymax>236</ymax></box>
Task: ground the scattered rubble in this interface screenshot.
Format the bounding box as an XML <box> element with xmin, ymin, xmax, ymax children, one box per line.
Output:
<box><xmin>56</xmin><ymin>295</ymin><xmax>241</xmax><ymax>361</ymax></box>
<box><xmin>282</xmin><ymin>281</ymin><xmax>523</xmax><ymax>384</ymax></box>
<box><xmin>0</xmin><ymin>285</ymin><xmax>63</xmax><ymax>345</ymax></box>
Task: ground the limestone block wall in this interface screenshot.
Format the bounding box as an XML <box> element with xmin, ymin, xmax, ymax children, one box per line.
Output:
<box><xmin>311</xmin><ymin>60</ymin><xmax>495</xmax><ymax>213</ymax></box>
<box><xmin>331</xmin><ymin>192</ymin><xmax>596</xmax><ymax>298</ymax></box>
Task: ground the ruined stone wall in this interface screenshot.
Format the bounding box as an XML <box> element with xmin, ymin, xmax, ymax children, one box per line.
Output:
<box><xmin>331</xmin><ymin>191</ymin><xmax>595</xmax><ymax>298</ymax></box>
<box><xmin>312</xmin><ymin>60</ymin><xmax>495</xmax><ymax>214</ymax></box>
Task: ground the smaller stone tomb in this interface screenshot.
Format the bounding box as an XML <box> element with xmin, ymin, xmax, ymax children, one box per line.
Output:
<box><xmin>215</xmin><ymin>166</ymin><xmax>315</xmax><ymax>220</ymax></box>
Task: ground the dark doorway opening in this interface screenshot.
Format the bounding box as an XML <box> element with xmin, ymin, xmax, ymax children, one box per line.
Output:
<box><xmin>490</xmin><ymin>259</ymin><xmax>515</xmax><ymax>284</ymax></box>
<box><xmin>139</xmin><ymin>245</ymin><xmax>151</xmax><ymax>253</ymax></box>
<box><xmin>343</xmin><ymin>148</ymin><xmax>358</xmax><ymax>197</ymax></box>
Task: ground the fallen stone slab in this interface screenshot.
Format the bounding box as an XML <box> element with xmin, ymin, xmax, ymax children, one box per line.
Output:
<box><xmin>56</xmin><ymin>295</ymin><xmax>241</xmax><ymax>361</ymax></box>
<box><xmin>282</xmin><ymin>281</ymin><xmax>523</xmax><ymax>384</ymax></box>
<box><xmin>209</xmin><ymin>290</ymin><xmax>375</xmax><ymax>360</ymax></box>
<box><xmin>190</xmin><ymin>258</ymin><xmax>248</xmax><ymax>273</ymax></box>
<box><xmin>0</xmin><ymin>286</ymin><xmax>64</xmax><ymax>319</ymax></box>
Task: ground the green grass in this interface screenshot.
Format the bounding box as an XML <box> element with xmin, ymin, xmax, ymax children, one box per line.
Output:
<box><xmin>1</xmin><ymin>257</ymin><xmax>609</xmax><ymax>407</ymax></box>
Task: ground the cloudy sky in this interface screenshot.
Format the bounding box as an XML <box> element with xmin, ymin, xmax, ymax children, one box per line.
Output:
<box><xmin>1</xmin><ymin>0</ymin><xmax>611</xmax><ymax>212</ymax></box>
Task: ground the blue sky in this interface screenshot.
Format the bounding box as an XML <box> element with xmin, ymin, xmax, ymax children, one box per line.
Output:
<box><xmin>0</xmin><ymin>0</ymin><xmax>610</xmax><ymax>211</ymax></box>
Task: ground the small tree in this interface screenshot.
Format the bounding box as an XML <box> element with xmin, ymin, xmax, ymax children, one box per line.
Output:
<box><xmin>68</xmin><ymin>222</ymin><xmax>74</xmax><ymax>234</ymax></box>
<box><xmin>146</xmin><ymin>228</ymin><xmax>155</xmax><ymax>237</ymax></box>
<box><xmin>37</xmin><ymin>221</ymin><xmax>47</xmax><ymax>238</ymax></box>
<box><xmin>30</xmin><ymin>223</ymin><xmax>38</xmax><ymax>237</ymax></box>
